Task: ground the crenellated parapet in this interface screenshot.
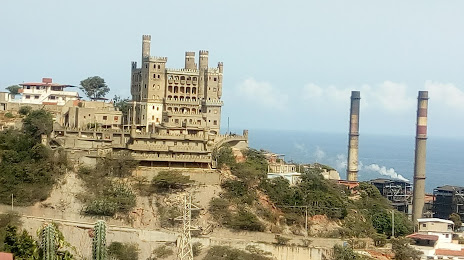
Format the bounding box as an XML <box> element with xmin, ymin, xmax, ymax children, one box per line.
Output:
<box><xmin>166</xmin><ymin>68</ymin><xmax>198</xmax><ymax>74</ymax></box>
<box><xmin>149</xmin><ymin>56</ymin><xmax>168</xmax><ymax>62</ymax></box>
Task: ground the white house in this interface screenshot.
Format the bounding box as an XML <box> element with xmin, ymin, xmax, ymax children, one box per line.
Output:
<box><xmin>408</xmin><ymin>218</ymin><xmax>464</xmax><ymax>259</ymax></box>
<box><xmin>15</xmin><ymin>78</ymin><xmax>79</xmax><ymax>106</ymax></box>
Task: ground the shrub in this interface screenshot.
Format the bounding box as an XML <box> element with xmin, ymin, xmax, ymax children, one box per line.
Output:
<box><xmin>204</xmin><ymin>246</ymin><xmax>271</xmax><ymax>260</ymax></box>
<box><xmin>215</xmin><ymin>145</ymin><xmax>236</xmax><ymax>168</ymax></box>
<box><xmin>333</xmin><ymin>245</ymin><xmax>370</xmax><ymax>260</ymax></box>
<box><xmin>108</xmin><ymin>242</ymin><xmax>139</xmax><ymax>260</ymax></box>
<box><xmin>152</xmin><ymin>245</ymin><xmax>173</xmax><ymax>259</ymax></box>
<box><xmin>83</xmin><ymin>182</ymin><xmax>136</xmax><ymax>216</ymax></box>
<box><xmin>222</xmin><ymin>180</ymin><xmax>255</xmax><ymax>204</ymax></box>
<box><xmin>209</xmin><ymin>198</ymin><xmax>230</xmax><ymax>222</ymax></box>
<box><xmin>152</xmin><ymin>171</ymin><xmax>193</xmax><ymax>192</ymax></box>
<box><xmin>97</xmin><ymin>151</ymin><xmax>138</xmax><ymax>178</ymax></box>
<box><xmin>192</xmin><ymin>242</ymin><xmax>202</xmax><ymax>257</ymax></box>
<box><xmin>227</xmin><ymin>210</ymin><xmax>265</xmax><ymax>232</ymax></box>
<box><xmin>391</xmin><ymin>237</ymin><xmax>423</xmax><ymax>260</ymax></box>
<box><xmin>18</xmin><ymin>106</ymin><xmax>32</xmax><ymax>116</ymax></box>
<box><xmin>4</xmin><ymin>112</ymin><xmax>14</xmax><ymax>118</ymax></box>
<box><xmin>274</xmin><ymin>235</ymin><xmax>290</xmax><ymax>245</ymax></box>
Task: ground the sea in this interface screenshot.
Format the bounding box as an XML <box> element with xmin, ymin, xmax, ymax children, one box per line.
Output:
<box><xmin>241</xmin><ymin>129</ymin><xmax>464</xmax><ymax>193</ymax></box>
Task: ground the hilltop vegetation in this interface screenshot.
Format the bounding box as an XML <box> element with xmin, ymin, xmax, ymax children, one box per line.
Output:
<box><xmin>0</xmin><ymin>110</ymin><xmax>69</xmax><ymax>205</ymax></box>
<box><xmin>213</xmin><ymin>146</ymin><xmax>413</xmax><ymax>241</ymax></box>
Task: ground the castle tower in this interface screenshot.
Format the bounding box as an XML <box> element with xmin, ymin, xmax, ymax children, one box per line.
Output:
<box><xmin>142</xmin><ymin>35</ymin><xmax>151</xmax><ymax>59</ymax></box>
<box><xmin>347</xmin><ymin>91</ymin><xmax>360</xmax><ymax>181</ymax></box>
<box><xmin>198</xmin><ymin>50</ymin><xmax>209</xmax><ymax>69</ymax></box>
<box><xmin>185</xmin><ymin>52</ymin><xmax>196</xmax><ymax>70</ymax></box>
<box><xmin>412</xmin><ymin>91</ymin><xmax>429</xmax><ymax>224</ymax></box>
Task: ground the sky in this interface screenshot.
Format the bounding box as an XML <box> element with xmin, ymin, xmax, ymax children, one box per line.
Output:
<box><xmin>1</xmin><ymin>0</ymin><xmax>464</xmax><ymax>137</ymax></box>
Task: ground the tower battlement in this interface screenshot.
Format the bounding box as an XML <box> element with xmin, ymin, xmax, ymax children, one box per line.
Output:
<box><xmin>149</xmin><ymin>56</ymin><xmax>168</xmax><ymax>62</ymax></box>
<box><xmin>199</xmin><ymin>50</ymin><xmax>209</xmax><ymax>56</ymax></box>
<box><xmin>142</xmin><ymin>35</ymin><xmax>151</xmax><ymax>41</ymax></box>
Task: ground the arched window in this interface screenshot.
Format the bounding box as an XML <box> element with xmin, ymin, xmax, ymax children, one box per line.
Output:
<box><xmin>193</xmin><ymin>77</ymin><xmax>197</xmax><ymax>81</ymax></box>
<box><xmin>168</xmin><ymin>95</ymin><xmax>172</xmax><ymax>99</ymax></box>
<box><xmin>192</xmin><ymin>97</ymin><xmax>196</xmax><ymax>101</ymax></box>
<box><xmin>186</xmin><ymin>87</ymin><xmax>190</xmax><ymax>93</ymax></box>
<box><xmin>180</xmin><ymin>76</ymin><xmax>185</xmax><ymax>80</ymax></box>
<box><xmin>168</xmin><ymin>86</ymin><xmax>172</xmax><ymax>92</ymax></box>
<box><xmin>174</xmin><ymin>86</ymin><xmax>178</xmax><ymax>93</ymax></box>
<box><xmin>168</xmin><ymin>107</ymin><xmax>173</xmax><ymax>112</ymax></box>
<box><xmin>174</xmin><ymin>96</ymin><xmax>178</xmax><ymax>99</ymax></box>
<box><xmin>158</xmin><ymin>65</ymin><xmax>160</xmax><ymax>69</ymax></box>
<box><xmin>192</xmin><ymin>108</ymin><xmax>196</xmax><ymax>113</ymax></box>
<box><xmin>192</xmin><ymin>87</ymin><xmax>196</xmax><ymax>94</ymax></box>
<box><xmin>180</xmin><ymin>87</ymin><xmax>185</xmax><ymax>93</ymax></box>
<box><xmin>187</xmin><ymin>77</ymin><xmax>191</xmax><ymax>80</ymax></box>
<box><xmin>174</xmin><ymin>107</ymin><xmax>178</xmax><ymax>112</ymax></box>
<box><xmin>185</xmin><ymin>97</ymin><xmax>190</xmax><ymax>101</ymax></box>
<box><xmin>180</xmin><ymin>96</ymin><xmax>184</xmax><ymax>101</ymax></box>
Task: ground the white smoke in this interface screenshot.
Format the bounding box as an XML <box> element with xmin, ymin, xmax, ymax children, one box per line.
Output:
<box><xmin>363</xmin><ymin>164</ymin><xmax>409</xmax><ymax>182</ymax></box>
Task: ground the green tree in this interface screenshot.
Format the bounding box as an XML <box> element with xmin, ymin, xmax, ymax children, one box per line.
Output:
<box><xmin>449</xmin><ymin>213</ymin><xmax>462</xmax><ymax>231</ymax></box>
<box><xmin>113</xmin><ymin>96</ymin><xmax>130</xmax><ymax>122</ymax></box>
<box><xmin>22</xmin><ymin>109</ymin><xmax>53</xmax><ymax>139</ymax></box>
<box><xmin>152</xmin><ymin>171</ymin><xmax>193</xmax><ymax>192</ymax></box>
<box><xmin>4</xmin><ymin>225</ymin><xmax>38</xmax><ymax>259</ymax></box>
<box><xmin>391</xmin><ymin>237</ymin><xmax>422</xmax><ymax>260</ymax></box>
<box><xmin>80</xmin><ymin>76</ymin><xmax>109</xmax><ymax>100</ymax></box>
<box><xmin>6</xmin><ymin>85</ymin><xmax>21</xmax><ymax>97</ymax></box>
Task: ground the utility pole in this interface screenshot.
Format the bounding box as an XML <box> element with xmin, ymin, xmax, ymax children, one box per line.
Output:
<box><xmin>392</xmin><ymin>210</ymin><xmax>395</xmax><ymax>238</ymax></box>
<box><xmin>176</xmin><ymin>193</ymin><xmax>200</xmax><ymax>260</ymax></box>
<box><xmin>227</xmin><ymin>117</ymin><xmax>230</xmax><ymax>135</ymax></box>
<box><xmin>11</xmin><ymin>194</ymin><xmax>13</xmax><ymax>211</ymax></box>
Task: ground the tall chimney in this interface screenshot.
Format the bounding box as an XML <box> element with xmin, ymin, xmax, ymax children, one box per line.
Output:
<box><xmin>347</xmin><ymin>91</ymin><xmax>361</xmax><ymax>181</ymax></box>
<box><xmin>412</xmin><ymin>91</ymin><xmax>429</xmax><ymax>224</ymax></box>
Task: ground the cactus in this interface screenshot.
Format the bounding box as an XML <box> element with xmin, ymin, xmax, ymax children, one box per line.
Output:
<box><xmin>41</xmin><ymin>223</ymin><xmax>56</xmax><ymax>260</ymax></box>
<box><xmin>92</xmin><ymin>220</ymin><xmax>107</xmax><ymax>260</ymax></box>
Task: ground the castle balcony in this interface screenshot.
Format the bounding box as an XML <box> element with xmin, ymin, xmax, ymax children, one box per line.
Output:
<box><xmin>127</xmin><ymin>144</ymin><xmax>169</xmax><ymax>151</ymax></box>
<box><xmin>186</xmin><ymin>80</ymin><xmax>192</xmax><ymax>85</ymax></box>
<box><xmin>164</xmin><ymin>98</ymin><xmax>201</xmax><ymax>105</ymax></box>
<box><xmin>167</xmin><ymin>146</ymin><xmax>208</xmax><ymax>153</ymax></box>
<box><xmin>149</xmin><ymin>133</ymin><xmax>206</xmax><ymax>141</ymax></box>
<box><xmin>130</xmin><ymin>153</ymin><xmax>212</xmax><ymax>163</ymax></box>
<box><xmin>164</xmin><ymin>111</ymin><xmax>202</xmax><ymax>117</ymax></box>
<box><xmin>180</xmin><ymin>80</ymin><xmax>186</xmax><ymax>84</ymax></box>
<box><xmin>168</xmin><ymin>79</ymin><xmax>174</xmax><ymax>84</ymax></box>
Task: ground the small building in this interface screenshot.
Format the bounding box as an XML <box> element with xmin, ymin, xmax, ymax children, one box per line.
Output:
<box><xmin>433</xmin><ymin>185</ymin><xmax>464</xmax><ymax>220</ymax></box>
<box><xmin>267</xmin><ymin>172</ymin><xmax>302</xmax><ymax>186</ymax></box>
<box><xmin>16</xmin><ymin>78</ymin><xmax>79</xmax><ymax>106</ymax></box>
<box><xmin>408</xmin><ymin>218</ymin><xmax>463</xmax><ymax>259</ymax></box>
<box><xmin>62</xmin><ymin>100</ymin><xmax>122</xmax><ymax>129</ymax></box>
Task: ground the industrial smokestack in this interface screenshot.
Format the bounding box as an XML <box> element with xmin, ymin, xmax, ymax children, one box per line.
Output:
<box><xmin>412</xmin><ymin>91</ymin><xmax>429</xmax><ymax>224</ymax></box>
<box><xmin>347</xmin><ymin>91</ymin><xmax>361</xmax><ymax>181</ymax></box>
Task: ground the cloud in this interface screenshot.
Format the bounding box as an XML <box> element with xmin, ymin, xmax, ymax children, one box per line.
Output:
<box><xmin>313</xmin><ymin>146</ymin><xmax>326</xmax><ymax>162</ymax></box>
<box><xmin>301</xmin><ymin>81</ymin><xmax>414</xmax><ymax>113</ymax></box>
<box><xmin>425</xmin><ymin>81</ymin><xmax>464</xmax><ymax>110</ymax></box>
<box><xmin>236</xmin><ymin>78</ymin><xmax>288</xmax><ymax>110</ymax></box>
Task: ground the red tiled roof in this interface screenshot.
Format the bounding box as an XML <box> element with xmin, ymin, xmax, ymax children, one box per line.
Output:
<box><xmin>0</xmin><ymin>252</ymin><xmax>13</xmax><ymax>260</ymax></box>
<box><xmin>406</xmin><ymin>233</ymin><xmax>439</xmax><ymax>241</ymax></box>
<box><xmin>435</xmin><ymin>249</ymin><xmax>464</xmax><ymax>257</ymax></box>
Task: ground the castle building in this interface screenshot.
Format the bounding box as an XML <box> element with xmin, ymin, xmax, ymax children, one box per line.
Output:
<box><xmin>130</xmin><ymin>35</ymin><xmax>223</xmax><ymax>135</ymax></box>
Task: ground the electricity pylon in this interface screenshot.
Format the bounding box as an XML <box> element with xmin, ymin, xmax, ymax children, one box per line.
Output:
<box><xmin>177</xmin><ymin>193</ymin><xmax>200</xmax><ymax>260</ymax></box>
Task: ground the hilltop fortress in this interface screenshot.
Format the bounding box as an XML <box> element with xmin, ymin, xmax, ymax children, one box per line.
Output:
<box><xmin>1</xmin><ymin>35</ymin><xmax>248</xmax><ymax>168</ymax></box>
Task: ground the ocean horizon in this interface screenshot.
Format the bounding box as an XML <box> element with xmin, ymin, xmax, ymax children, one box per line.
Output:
<box><xmin>233</xmin><ymin>128</ymin><xmax>464</xmax><ymax>193</ymax></box>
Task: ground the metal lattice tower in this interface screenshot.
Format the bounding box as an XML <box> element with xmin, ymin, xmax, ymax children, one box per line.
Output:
<box><xmin>177</xmin><ymin>193</ymin><xmax>200</xmax><ymax>260</ymax></box>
